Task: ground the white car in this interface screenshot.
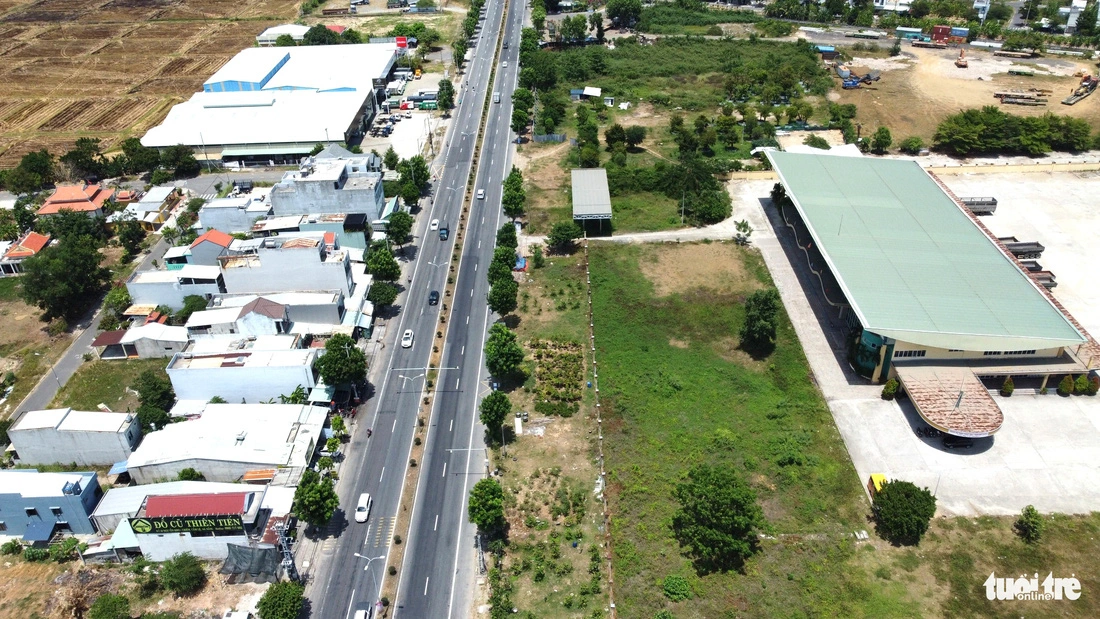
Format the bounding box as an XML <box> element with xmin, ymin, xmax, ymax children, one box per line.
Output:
<box><xmin>502</xmin><ymin>61</ymin><xmax>508</xmax><ymax>68</ymax></box>
<box><xmin>401</xmin><ymin>329</ymin><xmax>414</xmax><ymax>348</ymax></box>
<box><xmin>476</xmin><ymin>189</ymin><xmax>485</xmax><ymax>200</ymax></box>
<box><xmin>355</xmin><ymin>493</ymin><xmax>372</xmax><ymax>523</ymax></box>
<box><xmin>430</xmin><ymin>219</ymin><xmax>439</xmax><ymax>231</ymax></box>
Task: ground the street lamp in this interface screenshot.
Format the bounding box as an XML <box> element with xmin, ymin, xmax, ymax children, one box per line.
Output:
<box><xmin>353</xmin><ymin>553</ymin><xmax>387</xmax><ymax>605</ymax></box>
<box><xmin>33</xmin><ymin>352</ymin><xmax>61</xmax><ymax>390</ymax></box>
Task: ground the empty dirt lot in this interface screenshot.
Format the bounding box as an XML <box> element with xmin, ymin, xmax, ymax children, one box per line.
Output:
<box><xmin>0</xmin><ymin>0</ymin><xmax>298</xmax><ymax>166</ymax></box>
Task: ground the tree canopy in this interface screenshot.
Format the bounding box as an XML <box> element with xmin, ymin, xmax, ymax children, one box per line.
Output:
<box><xmin>257</xmin><ymin>581</ymin><xmax>305</xmax><ymax>619</ymax></box>
<box><xmin>437</xmin><ymin>78</ymin><xmax>455</xmax><ymax>111</ymax></box>
<box><xmin>672</xmin><ymin>463</ymin><xmax>765</xmax><ymax>572</ymax></box>
<box><xmin>366</xmin><ymin>281</ymin><xmax>399</xmax><ymax>307</ymax></box>
<box><xmin>496</xmin><ymin>223</ymin><xmax>518</xmax><ymax>249</ymax></box>
<box><xmin>487</xmin><ymin>278</ymin><xmax>519</xmax><ymax>317</ymax></box>
<box><xmin>293</xmin><ymin>469</ymin><xmax>340</xmax><ymax>527</ymax></box>
<box><xmin>739</xmin><ymin>288</ymin><xmax>781</xmax><ymax>356</ymax></box>
<box><xmin>546</xmin><ymin>221</ymin><xmax>582</xmax><ymax>252</ymax></box>
<box><xmin>88</xmin><ymin>594</ymin><xmax>131</xmax><ymax>619</ymax></box>
<box><xmin>315</xmin><ymin>333</ymin><xmax>367</xmax><ymax>386</ymax></box>
<box><xmin>468</xmin><ymin>477</ymin><xmax>506</xmax><ymax>534</ymax></box>
<box><xmin>386</xmin><ymin>210</ymin><xmax>414</xmax><ymax>247</ymax></box>
<box><xmin>366</xmin><ymin>243</ymin><xmax>401</xmax><ymax>281</ymax></box>
<box><xmin>479</xmin><ymin>391</ymin><xmax>512</xmax><ymax>434</ymax></box>
<box><xmin>484</xmin><ymin>323</ymin><xmax>524</xmax><ymax>378</ymax></box>
<box><xmin>21</xmin><ymin>236</ymin><xmax>110</xmax><ymax>321</ymax></box>
<box><xmin>933</xmin><ymin>107</ymin><xmax>1093</xmax><ymax>156</ymax></box>
<box><xmin>873</xmin><ymin>480</ymin><xmax>936</xmax><ymax>545</ymax></box>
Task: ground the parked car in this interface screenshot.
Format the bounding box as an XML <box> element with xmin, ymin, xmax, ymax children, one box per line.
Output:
<box><xmin>355</xmin><ymin>493</ymin><xmax>373</xmax><ymax>523</ymax></box>
<box><xmin>401</xmin><ymin>329</ymin><xmax>414</xmax><ymax>348</ymax></box>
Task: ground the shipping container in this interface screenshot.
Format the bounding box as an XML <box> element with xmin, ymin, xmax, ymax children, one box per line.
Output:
<box><xmin>895</xmin><ymin>26</ymin><xmax>922</xmax><ymax>40</ymax></box>
<box><xmin>950</xmin><ymin>26</ymin><xmax>969</xmax><ymax>38</ymax></box>
<box><xmin>931</xmin><ymin>25</ymin><xmax>951</xmax><ymax>41</ymax></box>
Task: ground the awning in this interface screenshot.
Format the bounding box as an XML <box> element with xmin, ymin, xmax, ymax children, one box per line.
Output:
<box><xmin>221</xmin><ymin>145</ymin><xmax>315</xmax><ymax>157</ymax></box>
<box><xmin>308</xmin><ymin>384</ymin><xmax>336</xmax><ymax>404</ymax></box>
<box><xmin>23</xmin><ymin>520</ymin><xmax>55</xmax><ymax>542</ymax></box>
<box><xmin>108</xmin><ymin>460</ymin><xmax>129</xmax><ymax>476</ymax></box>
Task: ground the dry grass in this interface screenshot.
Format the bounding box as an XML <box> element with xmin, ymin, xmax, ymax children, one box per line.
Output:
<box><xmin>637</xmin><ymin>242</ymin><xmax>762</xmax><ymax>298</ymax></box>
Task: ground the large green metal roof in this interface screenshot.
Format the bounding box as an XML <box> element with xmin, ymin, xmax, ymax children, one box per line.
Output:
<box><xmin>767</xmin><ymin>151</ymin><xmax>1085</xmax><ymax>351</ymax></box>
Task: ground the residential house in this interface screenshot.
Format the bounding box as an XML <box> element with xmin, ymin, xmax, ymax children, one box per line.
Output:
<box><xmin>270</xmin><ymin>152</ymin><xmax>386</xmax><ymax>221</ymax></box>
<box><xmin>165</xmin><ymin>348</ymin><xmax>317</xmax><ymax>402</ymax></box>
<box><xmin>220</xmin><ymin>234</ymin><xmax>354</xmax><ymax>297</ymax></box>
<box><xmin>7</xmin><ymin>409</ymin><xmax>140</xmax><ymax>467</ymax></box>
<box><xmin>126</xmin><ymin>403</ymin><xmax>326</xmax><ymax>485</ymax></box>
<box><xmin>0</xmin><ymin>470</ymin><xmax>102</xmax><ymax>539</ymax></box>
<box><xmin>189</xmin><ymin>229</ymin><xmax>235</xmax><ymax>266</ymax></box>
<box><xmin>107</xmin><ymin>186</ymin><xmax>179</xmax><ymax>231</ymax></box>
<box><xmin>186</xmin><ymin>297</ymin><xmax>289</xmax><ymax>338</ymax></box>
<box><xmin>92</xmin><ymin>322</ymin><xmax>190</xmax><ymax>359</ymax></box>
<box><xmin>212</xmin><ymin>291</ymin><xmax>346</xmax><ymax>325</ymax></box>
<box><xmin>198</xmin><ymin>190</ymin><xmax>272</xmax><ymax>235</ymax></box>
<box><xmin>126</xmin><ymin>265</ymin><xmax>226</xmax><ymax>309</ymax></box>
<box><xmin>0</xmin><ymin>232</ymin><xmax>51</xmax><ymax>276</ymax></box>
<box><xmin>37</xmin><ymin>183</ymin><xmax>114</xmax><ymax>218</ymax></box>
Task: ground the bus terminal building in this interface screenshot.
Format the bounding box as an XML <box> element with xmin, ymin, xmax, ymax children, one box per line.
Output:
<box><xmin>766</xmin><ymin>151</ymin><xmax>1097</xmax><ymax>437</ymax></box>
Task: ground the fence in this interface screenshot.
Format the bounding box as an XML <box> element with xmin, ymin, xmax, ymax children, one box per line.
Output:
<box><xmin>532</xmin><ymin>133</ymin><xmax>566</xmax><ymax>143</ymax></box>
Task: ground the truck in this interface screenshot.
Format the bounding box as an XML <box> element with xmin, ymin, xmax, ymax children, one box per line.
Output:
<box><xmin>439</xmin><ymin>223</ymin><xmax>449</xmax><ymax>241</ymax></box>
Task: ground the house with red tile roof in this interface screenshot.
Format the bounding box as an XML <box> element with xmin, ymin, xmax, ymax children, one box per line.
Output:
<box><xmin>37</xmin><ymin>183</ymin><xmax>114</xmax><ymax>217</ymax></box>
<box><xmin>0</xmin><ymin>232</ymin><xmax>52</xmax><ymax>276</ymax></box>
<box><xmin>183</xmin><ymin>229</ymin><xmax>235</xmax><ymax>266</ymax></box>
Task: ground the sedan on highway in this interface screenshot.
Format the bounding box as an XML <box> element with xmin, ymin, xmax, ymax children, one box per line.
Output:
<box><xmin>430</xmin><ymin>218</ymin><xmax>439</xmax><ymax>230</ymax></box>
<box><xmin>429</xmin><ymin>290</ymin><xmax>440</xmax><ymax>305</ymax></box>
<box><xmin>477</xmin><ymin>189</ymin><xmax>485</xmax><ymax>199</ymax></box>
<box><xmin>401</xmin><ymin>329</ymin><xmax>415</xmax><ymax>348</ymax></box>
<box><xmin>355</xmin><ymin>493</ymin><xmax>373</xmax><ymax>523</ymax></box>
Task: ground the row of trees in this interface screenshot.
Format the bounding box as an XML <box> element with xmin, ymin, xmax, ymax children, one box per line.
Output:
<box><xmin>487</xmin><ymin>223</ymin><xmax>520</xmax><ymax>317</ymax></box>
<box><xmin>0</xmin><ymin>138</ymin><xmax>194</xmax><ymax>195</ymax></box>
<box><xmin>932</xmin><ymin>107</ymin><xmax>1096</xmax><ymax>156</ymax></box>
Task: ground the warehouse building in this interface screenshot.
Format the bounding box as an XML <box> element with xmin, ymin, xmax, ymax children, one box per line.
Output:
<box><xmin>142</xmin><ymin>44</ymin><xmax>400</xmax><ymax>164</ymax></box>
<box><xmin>766</xmin><ymin>152</ymin><xmax>1093</xmax><ymax>437</ymax></box>
<box><xmin>126</xmin><ymin>403</ymin><xmax>326</xmax><ymax>484</ymax></box>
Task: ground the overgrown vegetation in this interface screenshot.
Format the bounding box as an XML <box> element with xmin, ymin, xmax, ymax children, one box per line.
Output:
<box><xmin>933</xmin><ymin>106</ymin><xmax>1095</xmax><ymax>156</ymax></box>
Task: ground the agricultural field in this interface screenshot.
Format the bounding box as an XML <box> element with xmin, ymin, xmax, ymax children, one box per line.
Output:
<box><xmin>830</xmin><ymin>42</ymin><xmax>1100</xmax><ymax>144</ymax></box>
<box><xmin>0</xmin><ymin>0</ymin><xmax>296</xmax><ymax>167</ymax></box>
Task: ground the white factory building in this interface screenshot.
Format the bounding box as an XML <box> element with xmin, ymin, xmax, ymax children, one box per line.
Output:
<box><xmin>125</xmin><ymin>403</ymin><xmax>327</xmax><ymax>484</ymax></box>
<box><xmin>141</xmin><ymin>43</ymin><xmax>400</xmax><ymax>164</ymax></box>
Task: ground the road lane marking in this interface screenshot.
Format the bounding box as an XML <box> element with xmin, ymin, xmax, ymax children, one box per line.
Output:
<box><xmin>345</xmin><ymin>589</ymin><xmax>356</xmax><ymax>619</ymax></box>
<box><xmin>434</xmin><ymin>514</ymin><xmax>439</xmax><ymax>531</ymax></box>
<box><xmin>364</xmin><ymin>525</ymin><xmax>372</xmax><ymax>545</ymax></box>
<box><xmin>474</xmin><ymin>263</ymin><xmax>477</xmax><ymax>272</ymax></box>
<box><xmin>442</xmin><ymin>462</ymin><xmax>447</xmax><ymax>477</ymax></box>
<box><xmin>466</xmin><ymin>315</ymin><xmax>470</xmax><ymax>324</ymax></box>
<box><xmin>380</xmin><ymin>466</ymin><xmax>385</xmax><ymax>482</ymax></box>
<box><xmin>424</xmin><ymin>577</ymin><xmax>430</xmax><ymax>596</ymax></box>
<box><xmin>449</xmin><ymin>418</ymin><xmax>454</xmax><ymax>432</ymax></box>
<box><xmin>461</xmin><ymin>345</ymin><xmax>465</xmax><ymax>355</ymax></box>
<box><xmin>456</xmin><ymin>377</ymin><xmax>460</xmax><ymax>389</ymax></box>
<box><xmin>392</xmin><ymin>418</ymin><xmax>397</xmax><ymax>432</ymax></box>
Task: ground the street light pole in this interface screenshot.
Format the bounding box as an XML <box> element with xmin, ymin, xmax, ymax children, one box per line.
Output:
<box><xmin>353</xmin><ymin>553</ymin><xmax>387</xmax><ymax>604</ymax></box>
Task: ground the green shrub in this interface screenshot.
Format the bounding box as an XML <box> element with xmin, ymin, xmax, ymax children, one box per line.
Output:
<box><xmin>881</xmin><ymin>378</ymin><xmax>898</xmax><ymax>400</ymax></box>
<box><xmin>160</xmin><ymin>552</ymin><xmax>206</xmax><ymax>596</ymax></box>
<box><xmin>1089</xmin><ymin>375</ymin><xmax>1099</xmax><ymax>396</ymax></box>
<box><xmin>1074</xmin><ymin>374</ymin><xmax>1089</xmax><ymax>394</ymax></box>
<box><xmin>802</xmin><ymin>134</ymin><xmax>830</xmax><ymax>150</ymax></box>
<box><xmin>1058</xmin><ymin>375</ymin><xmax>1074</xmax><ymax>396</ymax></box>
<box><xmin>88</xmin><ymin>593</ymin><xmax>131</xmax><ymax>619</ymax></box>
<box><xmin>23</xmin><ymin>547</ymin><xmax>48</xmax><ymax>562</ymax></box>
<box><xmin>663</xmin><ymin>574</ymin><xmax>693</xmax><ymax>601</ymax></box>
<box><xmin>872</xmin><ymin>480</ymin><xmax>936</xmax><ymax>545</ymax></box>
<box><xmin>49</xmin><ymin>537</ymin><xmax>80</xmax><ymax>562</ymax></box>
<box><xmin>1000</xmin><ymin>376</ymin><xmax>1014</xmax><ymax>397</ymax></box>
<box><xmin>898</xmin><ymin>136</ymin><xmax>925</xmax><ymax>155</ymax></box>
<box><xmin>1014</xmin><ymin>504</ymin><xmax>1044</xmax><ymax>543</ymax></box>
<box><xmin>1</xmin><ymin>539</ymin><xmax>22</xmax><ymax>555</ymax></box>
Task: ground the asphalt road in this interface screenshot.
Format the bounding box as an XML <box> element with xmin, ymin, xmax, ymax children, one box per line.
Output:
<box><xmin>307</xmin><ymin>0</ymin><xmax>517</xmax><ymax>617</ymax></box>
<box><xmin>392</xmin><ymin>0</ymin><xmax>525</xmax><ymax>614</ymax></box>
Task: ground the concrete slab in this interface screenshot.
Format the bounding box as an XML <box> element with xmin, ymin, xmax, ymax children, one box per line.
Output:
<box><xmin>738</xmin><ymin>172</ymin><xmax>1100</xmax><ymax>517</ymax></box>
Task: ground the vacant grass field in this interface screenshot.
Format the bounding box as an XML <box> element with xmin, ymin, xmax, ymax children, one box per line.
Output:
<box><xmin>589</xmin><ymin>241</ymin><xmax>898</xmax><ymax>617</ymax></box>
<box><xmin>51</xmin><ymin>358</ymin><xmax>168</xmax><ymax>412</ymax></box>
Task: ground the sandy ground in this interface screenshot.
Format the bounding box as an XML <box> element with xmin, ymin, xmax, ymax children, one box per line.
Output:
<box><xmin>836</xmin><ymin>44</ymin><xmax>1100</xmax><ymax>140</ymax></box>
<box><xmin>638</xmin><ymin>242</ymin><xmax>761</xmax><ymax>298</ymax></box>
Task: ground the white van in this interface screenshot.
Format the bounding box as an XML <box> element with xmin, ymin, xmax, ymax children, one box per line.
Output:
<box><xmin>493</xmin><ymin>92</ymin><xmax>501</xmax><ymax>103</ymax></box>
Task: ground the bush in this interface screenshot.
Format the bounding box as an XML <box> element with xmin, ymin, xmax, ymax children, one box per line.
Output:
<box><xmin>898</xmin><ymin>136</ymin><xmax>924</xmax><ymax>154</ymax></box>
<box><xmin>1000</xmin><ymin>376</ymin><xmax>1014</xmax><ymax>397</ymax></box>
<box><xmin>257</xmin><ymin>581</ymin><xmax>304</xmax><ymax>619</ymax></box>
<box><xmin>933</xmin><ymin>107</ymin><xmax>1093</xmax><ymax>156</ymax></box>
<box><xmin>23</xmin><ymin>546</ymin><xmax>48</xmax><ymax>562</ymax></box>
<box><xmin>1014</xmin><ymin>504</ymin><xmax>1044</xmax><ymax>543</ymax></box>
<box><xmin>1</xmin><ymin>539</ymin><xmax>22</xmax><ymax>555</ymax></box>
<box><xmin>160</xmin><ymin>552</ymin><xmax>206</xmax><ymax>596</ymax></box>
<box><xmin>1089</xmin><ymin>375</ymin><xmax>1099</xmax><ymax>396</ymax></box>
<box><xmin>881</xmin><ymin>378</ymin><xmax>898</xmax><ymax>400</ymax></box>
<box><xmin>1074</xmin><ymin>374</ymin><xmax>1089</xmax><ymax>394</ymax></box>
<box><xmin>662</xmin><ymin>574</ymin><xmax>693</xmax><ymax>601</ymax></box>
<box><xmin>49</xmin><ymin>536</ymin><xmax>80</xmax><ymax>562</ymax></box>
<box><xmin>802</xmin><ymin>134</ymin><xmax>830</xmax><ymax>150</ymax></box>
<box><xmin>873</xmin><ymin>480</ymin><xmax>936</xmax><ymax>545</ymax></box>
<box><xmin>88</xmin><ymin>593</ymin><xmax>131</xmax><ymax>619</ymax></box>
<box><xmin>1058</xmin><ymin>374</ymin><xmax>1074</xmax><ymax>396</ymax></box>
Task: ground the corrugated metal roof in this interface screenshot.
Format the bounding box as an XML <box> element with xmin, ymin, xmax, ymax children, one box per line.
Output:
<box><xmin>767</xmin><ymin>152</ymin><xmax>1085</xmax><ymax>351</ymax></box>
<box><xmin>144</xmin><ymin>492</ymin><xmax>250</xmax><ymax>517</ymax></box>
<box><xmin>570</xmin><ymin>169</ymin><xmax>612</xmax><ymax>220</ymax></box>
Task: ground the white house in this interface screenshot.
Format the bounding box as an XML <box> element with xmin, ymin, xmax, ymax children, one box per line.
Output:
<box><xmin>198</xmin><ymin>191</ymin><xmax>272</xmax><ymax>235</ymax></box>
<box><xmin>220</xmin><ymin>234</ymin><xmax>354</xmax><ymax>297</ymax></box>
<box><xmin>213</xmin><ymin>291</ymin><xmax>347</xmax><ymax>325</ymax></box>
<box><xmin>165</xmin><ymin>348</ymin><xmax>317</xmax><ymax>402</ymax></box>
<box><xmin>186</xmin><ymin>297</ymin><xmax>289</xmax><ymax>339</ymax></box>
<box><xmin>126</xmin><ymin>403</ymin><xmax>326</xmax><ymax>484</ymax></box>
<box><xmin>8</xmin><ymin>409</ymin><xmax>141</xmax><ymax>466</ymax></box>
<box><xmin>270</xmin><ymin>151</ymin><xmax>386</xmax><ymax>221</ymax></box>
<box><xmin>126</xmin><ymin>265</ymin><xmax>226</xmax><ymax>309</ymax></box>
<box><xmin>93</xmin><ymin>323</ymin><xmax>190</xmax><ymax>359</ymax></box>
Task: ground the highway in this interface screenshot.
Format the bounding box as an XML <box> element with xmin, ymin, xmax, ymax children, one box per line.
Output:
<box><xmin>393</xmin><ymin>0</ymin><xmax>525</xmax><ymax>614</ymax></box>
<box><xmin>306</xmin><ymin>0</ymin><xmax>521</xmax><ymax>616</ymax></box>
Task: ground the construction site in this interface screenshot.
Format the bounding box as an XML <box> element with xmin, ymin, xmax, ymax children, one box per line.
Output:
<box><xmin>0</xmin><ymin>0</ymin><xmax>298</xmax><ymax>167</ymax></box>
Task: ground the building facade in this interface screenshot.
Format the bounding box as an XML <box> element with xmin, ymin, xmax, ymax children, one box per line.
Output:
<box><xmin>270</xmin><ymin>154</ymin><xmax>386</xmax><ymax>221</ymax></box>
<box><xmin>0</xmin><ymin>470</ymin><xmax>102</xmax><ymax>537</ymax></box>
<box><xmin>165</xmin><ymin>349</ymin><xmax>318</xmax><ymax>402</ymax></box>
<box><xmin>8</xmin><ymin>409</ymin><xmax>141</xmax><ymax>467</ymax></box>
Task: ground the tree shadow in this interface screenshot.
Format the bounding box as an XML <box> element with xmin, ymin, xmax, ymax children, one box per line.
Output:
<box><xmin>501</xmin><ymin>314</ymin><xmax>522</xmax><ymax>329</ymax></box>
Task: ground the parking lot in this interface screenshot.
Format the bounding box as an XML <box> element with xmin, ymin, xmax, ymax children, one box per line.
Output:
<box><xmin>360</xmin><ymin>72</ymin><xmax>449</xmax><ymax>161</ymax></box>
<box><xmin>740</xmin><ymin>170</ymin><xmax>1100</xmax><ymax>517</ymax></box>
